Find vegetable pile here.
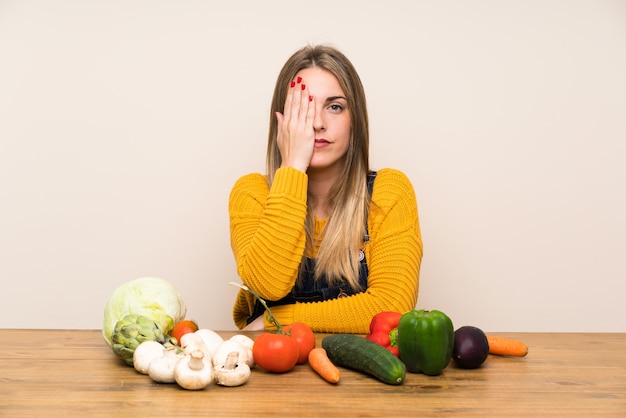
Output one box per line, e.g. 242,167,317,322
103,278,529,390
367,310,528,377
103,277,187,348
132,323,256,389
316,309,528,384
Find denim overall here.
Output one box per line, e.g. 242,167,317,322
247,171,377,325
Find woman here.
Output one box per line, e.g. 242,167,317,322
229,44,422,334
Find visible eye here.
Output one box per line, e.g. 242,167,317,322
327,103,344,113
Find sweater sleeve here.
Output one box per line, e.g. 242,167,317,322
267,168,423,334
229,167,309,328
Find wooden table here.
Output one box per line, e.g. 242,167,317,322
0,330,624,417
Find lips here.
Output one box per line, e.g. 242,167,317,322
314,139,330,148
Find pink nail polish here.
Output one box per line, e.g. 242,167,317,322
297,76,302,83
301,83,306,90
290,81,296,88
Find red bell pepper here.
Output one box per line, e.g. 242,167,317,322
365,311,402,357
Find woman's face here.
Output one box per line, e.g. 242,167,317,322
295,67,351,173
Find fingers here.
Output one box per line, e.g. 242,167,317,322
287,77,308,127
276,75,315,171
282,79,296,123
297,83,312,128
280,75,313,133
306,93,315,129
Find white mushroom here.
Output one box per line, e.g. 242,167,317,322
133,341,165,375
194,329,224,359
174,349,213,390
180,332,211,359
214,351,251,387
227,334,256,368
148,346,183,383
212,339,250,369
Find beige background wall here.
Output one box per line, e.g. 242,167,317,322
1,0,625,332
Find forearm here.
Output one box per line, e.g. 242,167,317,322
265,171,423,333
229,167,308,300
267,276,418,334
267,226,422,334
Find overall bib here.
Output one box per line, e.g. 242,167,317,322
246,171,377,325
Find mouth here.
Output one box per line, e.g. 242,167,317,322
315,138,330,144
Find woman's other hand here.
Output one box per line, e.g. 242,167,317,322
275,76,315,173
242,314,265,331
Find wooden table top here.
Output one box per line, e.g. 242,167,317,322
1,329,624,417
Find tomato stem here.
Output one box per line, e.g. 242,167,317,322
229,282,286,334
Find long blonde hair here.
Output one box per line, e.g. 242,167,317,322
266,44,371,290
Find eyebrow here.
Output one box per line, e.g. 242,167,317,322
325,96,348,103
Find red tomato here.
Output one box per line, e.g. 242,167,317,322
170,320,199,345
284,322,316,364
252,332,299,373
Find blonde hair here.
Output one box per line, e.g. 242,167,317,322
266,44,371,290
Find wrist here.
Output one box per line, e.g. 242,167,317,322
280,161,308,173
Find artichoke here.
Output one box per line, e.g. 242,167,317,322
111,314,166,366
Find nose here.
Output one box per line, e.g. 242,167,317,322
313,105,325,131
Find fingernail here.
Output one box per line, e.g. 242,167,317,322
301,83,306,90
297,76,302,83
309,95,313,102
290,81,296,88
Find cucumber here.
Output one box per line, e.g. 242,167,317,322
322,334,406,385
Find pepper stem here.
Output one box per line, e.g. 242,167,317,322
229,282,286,334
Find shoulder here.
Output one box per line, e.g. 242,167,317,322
232,172,268,189
367,168,419,234
229,173,268,201
371,168,416,200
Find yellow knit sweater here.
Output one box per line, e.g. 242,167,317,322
229,166,422,334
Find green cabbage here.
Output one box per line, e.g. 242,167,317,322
102,277,187,348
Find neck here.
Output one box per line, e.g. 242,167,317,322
307,166,342,219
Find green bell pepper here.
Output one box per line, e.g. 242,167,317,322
397,309,454,376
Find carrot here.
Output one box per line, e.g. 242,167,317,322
487,335,529,357
308,347,341,383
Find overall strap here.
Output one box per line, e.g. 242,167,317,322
364,170,377,242
367,170,377,195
